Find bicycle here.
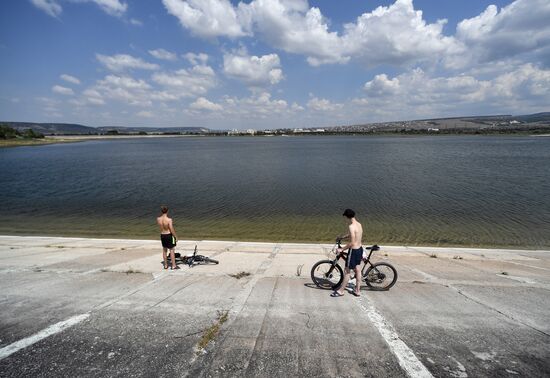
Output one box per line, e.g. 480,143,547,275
310,237,398,291
164,245,220,268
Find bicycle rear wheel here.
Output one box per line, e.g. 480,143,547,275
311,260,344,289
363,262,398,290
203,257,219,264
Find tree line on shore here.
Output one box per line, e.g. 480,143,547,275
0,124,44,140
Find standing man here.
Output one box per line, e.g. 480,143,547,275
331,209,363,297
157,205,179,270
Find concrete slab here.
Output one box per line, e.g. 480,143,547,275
1,236,549,377
264,253,328,277
364,284,550,377
0,248,112,270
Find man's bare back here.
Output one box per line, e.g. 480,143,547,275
157,206,178,270
157,214,174,235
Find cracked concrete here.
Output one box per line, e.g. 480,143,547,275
0,235,549,377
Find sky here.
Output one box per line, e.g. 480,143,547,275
0,0,549,130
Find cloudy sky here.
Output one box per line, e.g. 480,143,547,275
1,0,549,129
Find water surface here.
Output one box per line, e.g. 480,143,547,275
1,135,548,247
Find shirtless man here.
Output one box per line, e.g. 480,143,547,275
331,209,363,297
157,205,179,270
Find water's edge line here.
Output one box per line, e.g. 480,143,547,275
1,235,549,253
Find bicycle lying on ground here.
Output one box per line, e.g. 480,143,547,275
310,237,398,291
163,245,219,268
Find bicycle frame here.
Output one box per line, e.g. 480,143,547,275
332,238,379,272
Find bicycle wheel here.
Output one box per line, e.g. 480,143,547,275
363,262,398,290
311,260,344,289
203,257,219,264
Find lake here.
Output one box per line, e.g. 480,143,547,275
1,135,549,248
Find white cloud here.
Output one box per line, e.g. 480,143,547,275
82,89,105,105
357,64,550,119
152,64,217,99
223,53,283,85
453,0,550,66
189,97,223,111
84,0,128,17
137,110,154,118
340,0,460,67
32,0,127,18
149,48,177,61
162,0,249,39
183,52,209,65
130,18,143,26
60,74,81,85
91,75,153,107
96,54,159,72
363,74,400,96
307,97,343,112
52,85,74,95
221,92,288,118
163,0,459,67
30,0,62,18
244,0,347,66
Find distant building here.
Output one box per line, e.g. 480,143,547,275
428,128,440,132
246,129,256,135
314,128,325,132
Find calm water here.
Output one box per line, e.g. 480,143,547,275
1,136,549,247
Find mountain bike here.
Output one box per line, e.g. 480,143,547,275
310,237,397,291
163,245,219,268
182,245,219,267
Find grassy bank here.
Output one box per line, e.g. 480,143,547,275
0,138,85,148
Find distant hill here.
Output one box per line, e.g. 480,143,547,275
325,112,550,133
513,112,550,123
0,122,210,135
2,122,97,135
2,112,549,135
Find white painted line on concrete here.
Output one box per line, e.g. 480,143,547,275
496,274,536,284
356,298,434,378
505,260,550,272
0,313,90,361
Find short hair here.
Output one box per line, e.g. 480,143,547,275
342,208,355,218
160,205,168,214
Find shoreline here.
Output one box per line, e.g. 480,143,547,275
2,132,547,148
2,233,548,252
0,134,200,148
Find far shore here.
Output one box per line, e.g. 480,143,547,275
2,131,549,148
0,133,200,148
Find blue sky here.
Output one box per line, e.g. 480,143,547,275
1,0,549,129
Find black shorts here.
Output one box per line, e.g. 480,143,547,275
160,233,176,249
346,247,363,269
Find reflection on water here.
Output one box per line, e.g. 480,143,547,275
1,136,549,247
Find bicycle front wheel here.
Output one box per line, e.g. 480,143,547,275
363,262,398,290
311,260,343,290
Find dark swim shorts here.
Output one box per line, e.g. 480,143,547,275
346,247,364,269
160,233,177,249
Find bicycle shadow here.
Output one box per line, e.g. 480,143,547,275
304,282,389,292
